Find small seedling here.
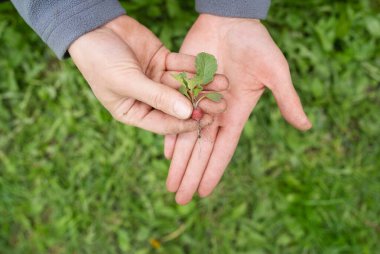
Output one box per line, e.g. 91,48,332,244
173,52,223,138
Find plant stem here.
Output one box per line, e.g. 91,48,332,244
194,95,207,109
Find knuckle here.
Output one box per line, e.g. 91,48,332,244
160,124,177,136
110,111,124,122
164,120,193,135
175,121,187,133
160,128,172,136
112,108,135,127
164,123,182,135
180,120,197,133
151,91,166,110
109,98,134,124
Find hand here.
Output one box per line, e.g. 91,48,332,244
68,15,227,135
165,14,312,205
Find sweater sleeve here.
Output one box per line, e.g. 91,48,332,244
10,0,126,59
195,0,271,19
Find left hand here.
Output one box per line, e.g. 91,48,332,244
164,14,312,205
69,15,227,135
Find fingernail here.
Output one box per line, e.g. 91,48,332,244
174,100,192,119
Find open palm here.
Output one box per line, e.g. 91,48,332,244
165,14,312,205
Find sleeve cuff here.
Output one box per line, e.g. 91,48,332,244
195,0,271,20
40,0,126,59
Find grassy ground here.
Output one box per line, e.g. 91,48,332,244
1,1,380,253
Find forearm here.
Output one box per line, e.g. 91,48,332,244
10,0,126,59
195,0,271,19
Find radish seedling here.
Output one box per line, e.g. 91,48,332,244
173,52,222,138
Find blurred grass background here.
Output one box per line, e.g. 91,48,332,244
1,0,380,253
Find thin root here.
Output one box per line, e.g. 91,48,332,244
197,121,202,139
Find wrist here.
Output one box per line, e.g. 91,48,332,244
103,15,139,36
103,15,147,48
198,13,260,24
101,15,163,60
195,14,260,35
68,18,121,58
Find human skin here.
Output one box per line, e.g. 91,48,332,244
68,15,228,135
165,14,312,205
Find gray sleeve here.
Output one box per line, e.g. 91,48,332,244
10,0,126,59
195,0,271,19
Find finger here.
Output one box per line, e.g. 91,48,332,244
198,98,227,115
175,126,218,205
197,126,243,198
166,132,198,192
161,72,229,92
123,73,193,119
255,45,312,131
164,135,177,160
196,91,264,197
118,100,214,135
166,53,196,73
137,110,213,135
269,80,312,131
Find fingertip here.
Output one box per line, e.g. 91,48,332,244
164,143,171,160
277,98,312,132
175,193,192,206
211,74,229,91
198,180,217,198
166,52,196,73
222,75,230,90
198,98,227,115
166,184,177,193
164,150,171,160
288,112,312,131
173,99,193,119
164,135,176,160
199,114,214,127
270,80,313,132
198,188,212,198
299,118,313,131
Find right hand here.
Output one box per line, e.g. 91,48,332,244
68,15,228,135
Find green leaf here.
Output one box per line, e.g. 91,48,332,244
179,84,190,99
195,52,218,85
193,86,202,98
205,92,223,102
172,72,189,88
187,78,197,90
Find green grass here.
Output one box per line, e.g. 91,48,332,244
1,0,380,253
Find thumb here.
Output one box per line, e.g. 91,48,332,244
269,80,312,131
126,73,193,119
